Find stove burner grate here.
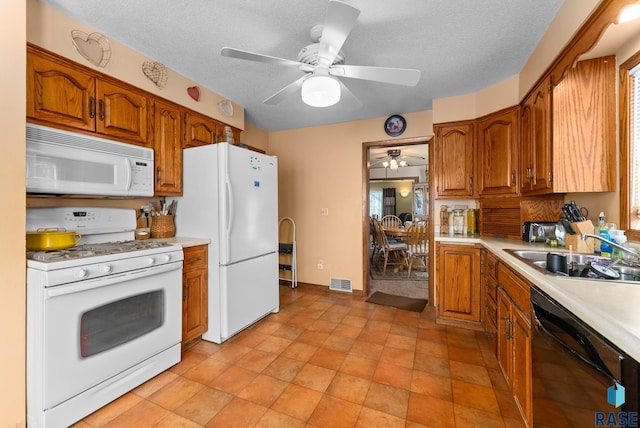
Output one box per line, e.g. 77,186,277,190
27,240,175,262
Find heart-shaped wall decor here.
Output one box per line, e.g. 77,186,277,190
217,99,234,118
187,86,201,102
142,61,168,89
71,30,111,68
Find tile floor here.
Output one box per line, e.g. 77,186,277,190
74,284,525,428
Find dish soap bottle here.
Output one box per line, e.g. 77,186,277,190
598,212,613,258
612,230,628,261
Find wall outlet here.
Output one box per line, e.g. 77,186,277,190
317,260,324,270
320,208,329,216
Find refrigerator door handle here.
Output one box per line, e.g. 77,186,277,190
225,175,235,240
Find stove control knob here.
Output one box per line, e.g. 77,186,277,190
161,254,171,263
102,264,113,274
147,257,156,265
77,268,89,279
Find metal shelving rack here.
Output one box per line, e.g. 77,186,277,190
278,217,297,288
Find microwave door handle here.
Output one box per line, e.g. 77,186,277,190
532,301,617,381
124,158,133,191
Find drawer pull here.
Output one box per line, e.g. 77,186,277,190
187,256,202,263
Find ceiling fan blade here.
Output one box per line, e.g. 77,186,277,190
221,47,311,71
317,1,360,68
263,76,306,105
330,64,421,86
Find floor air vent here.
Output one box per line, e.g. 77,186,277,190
330,277,352,293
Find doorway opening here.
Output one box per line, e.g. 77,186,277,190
362,136,432,301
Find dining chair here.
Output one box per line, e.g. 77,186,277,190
373,218,407,272
405,219,429,277
370,217,381,261
380,214,403,230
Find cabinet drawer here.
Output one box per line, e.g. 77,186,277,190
498,264,531,319
485,277,497,302
183,245,207,271
484,253,498,281
485,295,497,325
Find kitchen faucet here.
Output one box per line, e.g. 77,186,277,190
581,234,640,261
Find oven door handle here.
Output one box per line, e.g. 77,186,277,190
532,300,617,381
45,262,182,298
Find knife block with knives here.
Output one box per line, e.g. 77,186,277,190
564,220,595,253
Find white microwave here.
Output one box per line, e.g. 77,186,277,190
26,124,154,197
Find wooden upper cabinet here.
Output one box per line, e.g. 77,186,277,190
519,56,615,194
96,80,150,146
184,111,218,147
520,76,552,194
477,107,519,196
27,50,96,132
27,46,151,147
434,121,475,198
153,99,183,196
552,55,616,192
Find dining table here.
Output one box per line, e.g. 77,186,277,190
383,226,409,239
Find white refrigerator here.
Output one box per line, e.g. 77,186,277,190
173,143,279,343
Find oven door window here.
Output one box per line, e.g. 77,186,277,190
80,291,164,358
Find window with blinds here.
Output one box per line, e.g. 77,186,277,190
369,189,382,219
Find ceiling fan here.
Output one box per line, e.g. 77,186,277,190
220,0,421,107
372,149,426,170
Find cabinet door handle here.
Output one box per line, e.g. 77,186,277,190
468,176,473,191
504,317,512,340
156,167,161,183
89,96,95,119
98,99,105,121
183,284,188,301
511,170,516,187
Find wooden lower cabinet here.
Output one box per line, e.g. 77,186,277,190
497,264,532,427
436,243,482,329
481,249,498,351
182,245,208,346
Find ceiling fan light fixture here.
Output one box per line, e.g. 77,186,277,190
301,75,341,107
619,3,640,23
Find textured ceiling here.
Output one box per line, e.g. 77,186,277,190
40,0,563,132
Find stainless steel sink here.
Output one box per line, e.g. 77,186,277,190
503,248,640,283
506,249,593,265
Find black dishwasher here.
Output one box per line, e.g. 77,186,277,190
531,288,639,427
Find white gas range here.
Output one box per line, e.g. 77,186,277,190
26,207,184,428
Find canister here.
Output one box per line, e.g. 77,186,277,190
467,209,478,235
440,205,449,235
453,209,464,234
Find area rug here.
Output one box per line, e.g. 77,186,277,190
366,291,428,312
369,266,428,281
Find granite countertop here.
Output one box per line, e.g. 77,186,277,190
435,234,640,362
149,236,211,248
